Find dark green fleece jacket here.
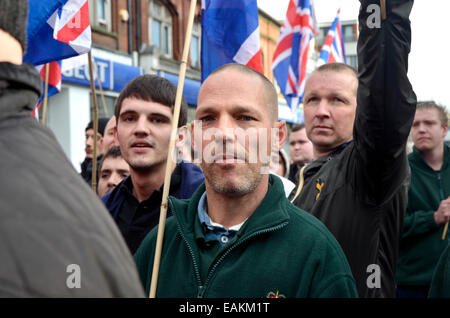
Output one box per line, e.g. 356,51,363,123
396,145,450,286
134,175,357,298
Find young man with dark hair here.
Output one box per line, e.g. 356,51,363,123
396,101,450,298
289,0,416,297
98,147,130,198
103,74,204,254
134,63,357,298
0,0,143,297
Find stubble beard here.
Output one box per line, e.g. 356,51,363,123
202,162,263,197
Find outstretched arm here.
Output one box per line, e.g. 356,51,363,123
354,0,417,204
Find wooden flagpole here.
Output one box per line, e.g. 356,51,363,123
93,62,109,117
149,0,197,298
442,222,449,240
41,63,50,125
88,50,99,192
380,0,387,20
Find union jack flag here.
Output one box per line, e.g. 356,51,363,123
316,9,346,67
201,0,262,82
24,0,91,118
272,0,315,112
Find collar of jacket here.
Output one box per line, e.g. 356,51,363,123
410,144,450,172
168,174,291,244
0,62,42,116
304,140,353,178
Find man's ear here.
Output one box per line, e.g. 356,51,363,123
273,120,287,151
443,125,449,139
176,125,188,148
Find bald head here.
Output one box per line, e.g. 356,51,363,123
306,63,358,97
203,64,279,122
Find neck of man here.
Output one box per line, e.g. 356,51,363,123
130,161,176,202
421,144,445,171
0,30,23,65
204,174,269,230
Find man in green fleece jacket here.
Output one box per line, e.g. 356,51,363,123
397,101,450,297
134,64,357,298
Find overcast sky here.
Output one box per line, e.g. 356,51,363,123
257,0,450,108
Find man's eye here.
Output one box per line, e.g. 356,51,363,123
123,116,135,122
239,115,255,121
151,117,167,124
200,115,214,122
305,97,317,104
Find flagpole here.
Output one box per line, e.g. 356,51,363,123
380,0,387,20
93,62,109,117
88,50,99,192
149,0,197,298
41,63,50,125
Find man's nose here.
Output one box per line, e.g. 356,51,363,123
108,173,121,188
315,100,331,118
134,116,150,136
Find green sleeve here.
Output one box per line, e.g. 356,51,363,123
133,229,157,296
402,209,438,238
429,245,450,298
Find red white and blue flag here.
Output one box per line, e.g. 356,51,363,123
201,0,262,82
32,62,62,119
316,9,346,67
24,0,91,118
272,0,315,112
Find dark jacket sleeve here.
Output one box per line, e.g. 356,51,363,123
353,0,417,204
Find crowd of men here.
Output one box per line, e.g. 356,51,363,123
2,0,450,298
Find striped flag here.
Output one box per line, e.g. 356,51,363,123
32,61,62,119
201,0,262,82
272,0,315,112
316,9,346,67
24,0,91,118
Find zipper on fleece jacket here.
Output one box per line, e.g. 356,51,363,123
199,221,288,297
168,197,288,298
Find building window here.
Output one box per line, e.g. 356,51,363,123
346,55,358,69
90,93,117,119
89,0,112,32
149,0,173,58
342,24,356,42
190,21,201,68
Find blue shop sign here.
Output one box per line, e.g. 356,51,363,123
61,57,143,92
157,71,200,106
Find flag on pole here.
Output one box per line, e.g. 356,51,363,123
24,0,91,117
32,61,62,119
272,0,315,112
24,0,91,65
201,0,263,82
316,9,346,67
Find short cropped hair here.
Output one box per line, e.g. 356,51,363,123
114,74,188,127
99,147,123,172
291,124,306,133
207,63,279,121
417,101,449,127
310,63,358,95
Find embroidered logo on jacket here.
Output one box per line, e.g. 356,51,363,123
267,290,286,298
315,178,324,200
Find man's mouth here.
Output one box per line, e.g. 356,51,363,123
130,140,154,151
